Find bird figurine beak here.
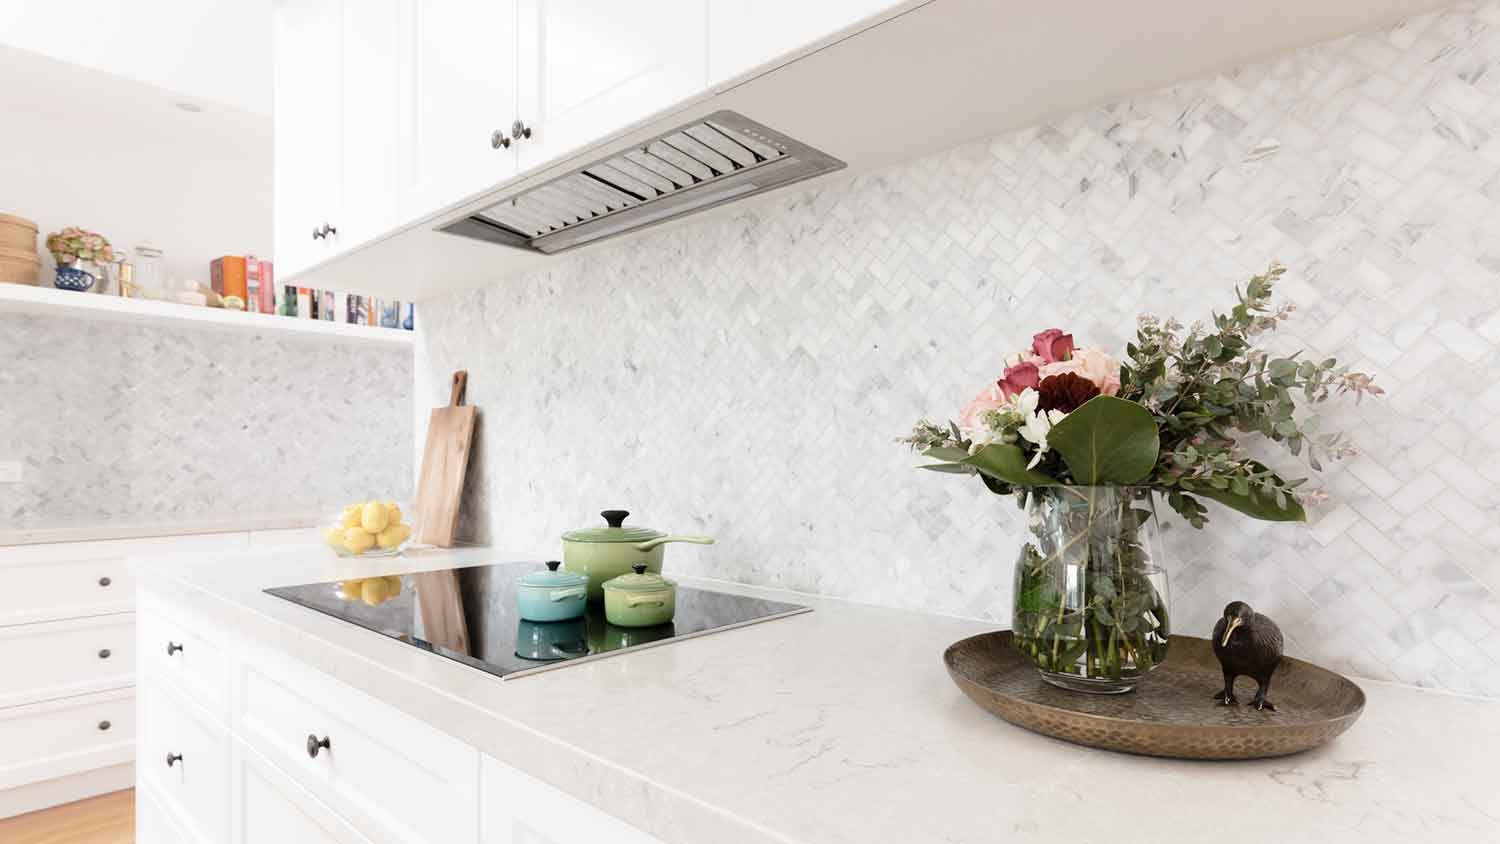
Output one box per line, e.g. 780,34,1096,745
1220,616,1243,647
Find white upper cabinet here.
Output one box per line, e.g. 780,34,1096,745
339,0,402,250
398,0,519,221
514,0,707,172
273,0,343,278
706,0,903,87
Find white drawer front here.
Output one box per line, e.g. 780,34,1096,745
0,615,135,708
138,603,231,721
140,678,231,844
238,656,479,844
0,556,132,627
137,780,192,844
235,738,374,844
0,688,135,790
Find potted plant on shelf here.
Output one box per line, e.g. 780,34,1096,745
902,265,1382,693
45,226,115,292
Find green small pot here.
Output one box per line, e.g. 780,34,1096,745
562,510,712,602
602,564,676,628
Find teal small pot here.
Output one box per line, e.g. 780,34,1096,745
514,617,588,661
515,561,588,622
602,564,676,628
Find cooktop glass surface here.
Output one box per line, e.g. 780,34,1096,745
265,561,810,680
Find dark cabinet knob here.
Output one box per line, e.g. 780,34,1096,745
166,641,183,656
511,119,532,140
98,576,112,587
312,227,325,240
98,648,111,659
491,130,511,149
306,734,331,758
312,223,338,240
166,752,182,767
98,720,112,731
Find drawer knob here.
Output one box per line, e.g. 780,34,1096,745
166,641,183,656
306,734,331,759
166,752,182,767
491,129,511,149
98,720,111,731
98,648,111,659
511,119,532,140
98,576,112,587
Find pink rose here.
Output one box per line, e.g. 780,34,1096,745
1040,348,1121,396
997,360,1041,400
1032,329,1075,364
958,384,1007,435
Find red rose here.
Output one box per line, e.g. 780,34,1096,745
1031,329,1075,364
998,361,1041,400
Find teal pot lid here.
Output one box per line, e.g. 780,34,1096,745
561,510,665,544
519,560,589,589
603,563,675,592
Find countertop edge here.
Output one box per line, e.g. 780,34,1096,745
0,514,325,546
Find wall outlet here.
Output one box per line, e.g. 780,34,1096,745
0,461,22,484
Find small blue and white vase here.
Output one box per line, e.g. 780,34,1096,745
54,263,96,292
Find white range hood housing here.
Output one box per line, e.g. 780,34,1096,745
304,0,1451,300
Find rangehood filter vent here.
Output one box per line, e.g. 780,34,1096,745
440,111,845,255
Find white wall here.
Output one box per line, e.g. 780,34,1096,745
0,45,271,285
0,0,272,115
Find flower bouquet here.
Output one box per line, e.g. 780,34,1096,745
45,227,115,292
903,265,1381,691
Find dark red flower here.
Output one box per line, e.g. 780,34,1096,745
1036,372,1100,414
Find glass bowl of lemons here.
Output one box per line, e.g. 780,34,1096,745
325,500,413,557
335,575,404,607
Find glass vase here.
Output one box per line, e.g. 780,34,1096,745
1011,486,1171,694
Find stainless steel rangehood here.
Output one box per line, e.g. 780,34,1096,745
439,111,844,255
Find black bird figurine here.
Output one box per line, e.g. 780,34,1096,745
1211,601,1284,712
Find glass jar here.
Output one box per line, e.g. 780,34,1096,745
131,243,165,298
1011,486,1170,694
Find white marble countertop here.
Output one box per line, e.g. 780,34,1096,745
131,546,1500,844
1,513,324,546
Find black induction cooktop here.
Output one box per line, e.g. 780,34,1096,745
265,561,810,680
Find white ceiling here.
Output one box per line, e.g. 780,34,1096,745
0,0,273,115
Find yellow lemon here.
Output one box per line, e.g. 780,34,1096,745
384,575,403,596
338,578,364,600
360,577,390,607
376,522,411,550
360,500,389,534
384,501,402,526
342,526,375,554
324,526,345,548
341,504,362,528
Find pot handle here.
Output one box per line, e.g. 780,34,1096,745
550,642,589,658
548,586,586,603
624,593,667,608
634,535,714,552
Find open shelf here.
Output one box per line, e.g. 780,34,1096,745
0,283,414,348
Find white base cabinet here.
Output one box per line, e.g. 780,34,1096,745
136,586,666,844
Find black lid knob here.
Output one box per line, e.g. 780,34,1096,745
632,563,648,575
545,560,561,571
601,510,629,527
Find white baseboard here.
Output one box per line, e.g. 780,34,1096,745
0,762,134,819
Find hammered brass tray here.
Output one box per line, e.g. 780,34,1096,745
944,631,1365,760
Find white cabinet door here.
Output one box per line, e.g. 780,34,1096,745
515,0,707,172
273,0,344,278
399,0,518,220
707,0,904,86
339,0,402,251
233,740,373,844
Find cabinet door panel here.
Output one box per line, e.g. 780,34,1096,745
340,0,401,249
400,0,518,220
516,0,707,171
234,740,373,844
273,0,344,278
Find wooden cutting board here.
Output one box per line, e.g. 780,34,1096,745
414,371,476,547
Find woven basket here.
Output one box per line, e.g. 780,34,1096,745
0,213,38,252
0,245,41,285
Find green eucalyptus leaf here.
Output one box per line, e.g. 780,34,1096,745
1044,396,1160,485
1184,476,1307,522
960,444,1060,487
921,446,973,462
917,463,976,474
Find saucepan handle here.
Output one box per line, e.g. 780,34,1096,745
634,535,715,552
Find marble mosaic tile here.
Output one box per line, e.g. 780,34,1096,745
0,315,413,531
418,1,1500,696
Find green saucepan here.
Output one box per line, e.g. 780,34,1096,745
603,564,677,628
561,510,712,602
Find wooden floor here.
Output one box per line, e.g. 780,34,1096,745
0,789,134,844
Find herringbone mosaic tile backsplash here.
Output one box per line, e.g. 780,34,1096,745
420,0,1500,696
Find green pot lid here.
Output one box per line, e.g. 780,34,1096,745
519,560,589,589
604,563,675,592
561,510,665,544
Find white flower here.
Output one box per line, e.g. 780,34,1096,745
1012,388,1067,468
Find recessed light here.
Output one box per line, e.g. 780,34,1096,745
174,101,204,113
